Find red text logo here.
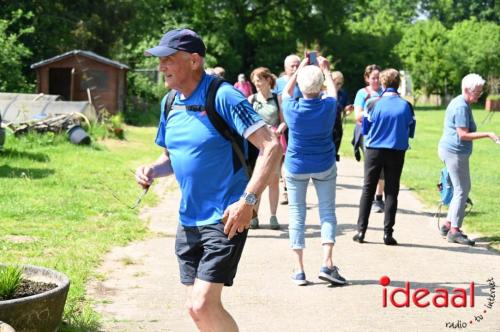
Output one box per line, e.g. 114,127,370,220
380,276,475,308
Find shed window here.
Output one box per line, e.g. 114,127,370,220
81,70,108,91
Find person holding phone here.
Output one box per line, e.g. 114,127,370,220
438,73,499,246
282,54,347,286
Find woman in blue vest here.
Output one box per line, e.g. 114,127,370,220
354,69,416,245
282,55,346,286
438,73,499,246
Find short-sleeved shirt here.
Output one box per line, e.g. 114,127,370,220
439,95,477,154
363,95,416,150
275,76,303,100
283,96,337,174
354,87,383,111
155,73,264,227
250,93,279,127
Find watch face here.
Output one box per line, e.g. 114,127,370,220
244,193,258,205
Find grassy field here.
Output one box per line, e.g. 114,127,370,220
339,106,500,245
0,126,161,331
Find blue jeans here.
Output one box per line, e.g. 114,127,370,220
438,149,471,228
285,164,337,249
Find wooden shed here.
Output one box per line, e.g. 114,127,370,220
31,50,129,114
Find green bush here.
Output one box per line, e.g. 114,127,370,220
487,94,500,101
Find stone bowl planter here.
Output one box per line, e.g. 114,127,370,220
0,265,70,332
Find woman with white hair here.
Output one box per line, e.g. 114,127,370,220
282,56,346,286
438,73,499,246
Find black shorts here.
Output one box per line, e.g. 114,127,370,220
175,223,248,287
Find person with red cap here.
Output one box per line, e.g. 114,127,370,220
135,28,281,331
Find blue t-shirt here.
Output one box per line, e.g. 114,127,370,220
283,97,337,174
275,76,303,100
354,87,383,111
363,95,416,150
439,95,477,155
155,73,262,227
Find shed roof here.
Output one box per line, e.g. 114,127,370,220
30,50,129,70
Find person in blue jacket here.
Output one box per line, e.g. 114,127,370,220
353,68,416,245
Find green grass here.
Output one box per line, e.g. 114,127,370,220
0,265,23,299
339,107,500,245
0,126,162,331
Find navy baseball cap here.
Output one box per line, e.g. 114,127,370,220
145,28,206,57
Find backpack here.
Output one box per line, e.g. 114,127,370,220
249,92,281,127
437,167,453,205
163,76,259,179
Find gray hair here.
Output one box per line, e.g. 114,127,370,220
284,54,300,67
297,65,324,95
462,73,485,91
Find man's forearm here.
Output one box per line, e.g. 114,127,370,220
323,69,337,99
244,138,282,197
151,150,174,178
283,73,297,99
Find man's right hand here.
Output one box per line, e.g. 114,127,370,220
135,165,154,189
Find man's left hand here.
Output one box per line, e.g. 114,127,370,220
222,200,254,239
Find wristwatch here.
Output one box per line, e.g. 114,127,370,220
241,192,258,206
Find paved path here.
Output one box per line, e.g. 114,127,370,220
88,158,500,332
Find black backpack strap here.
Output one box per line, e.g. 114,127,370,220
163,89,177,122
272,92,280,112
205,77,251,178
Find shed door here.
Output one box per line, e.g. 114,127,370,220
49,68,72,100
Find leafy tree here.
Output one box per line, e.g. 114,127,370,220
395,20,452,96
420,0,499,27
328,0,418,94
0,9,34,92
446,19,500,93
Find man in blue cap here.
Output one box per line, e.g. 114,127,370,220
135,28,281,331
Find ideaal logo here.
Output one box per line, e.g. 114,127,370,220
379,276,474,308
379,276,496,329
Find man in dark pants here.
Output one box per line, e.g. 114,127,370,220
353,68,416,245
135,28,281,331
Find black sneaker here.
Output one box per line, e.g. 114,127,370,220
447,231,475,246
439,223,450,237
371,200,384,213
383,234,398,245
352,231,365,243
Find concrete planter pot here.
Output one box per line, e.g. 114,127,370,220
485,97,500,112
0,265,70,332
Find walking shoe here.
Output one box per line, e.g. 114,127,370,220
249,217,259,229
383,233,398,245
318,266,347,285
291,271,308,286
269,216,280,230
280,192,288,205
352,231,365,243
371,200,384,213
447,230,475,246
439,223,451,237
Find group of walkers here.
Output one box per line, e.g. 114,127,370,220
135,28,499,332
